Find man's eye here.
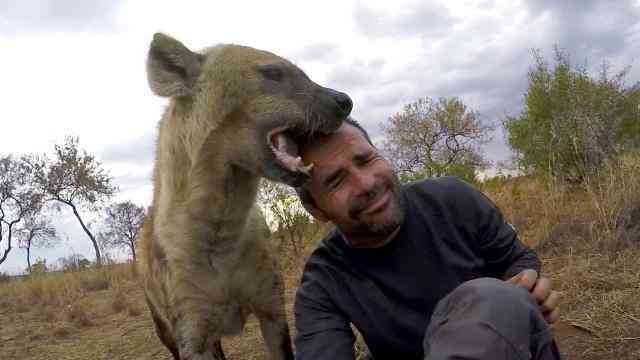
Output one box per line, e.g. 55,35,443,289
329,176,344,190
360,155,377,165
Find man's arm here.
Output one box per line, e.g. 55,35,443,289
478,201,540,279
453,179,562,323
450,178,541,278
294,266,355,360
445,179,563,322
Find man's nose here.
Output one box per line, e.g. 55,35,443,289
352,170,376,195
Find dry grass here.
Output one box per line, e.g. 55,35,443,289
14,299,30,313
482,152,640,253
481,152,640,358
66,300,94,327
37,306,57,322
0,263,137,311
79,271,110,292
127,301,143,317
52,324,75,338
111,288,128,314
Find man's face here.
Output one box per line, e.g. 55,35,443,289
301,123,404,243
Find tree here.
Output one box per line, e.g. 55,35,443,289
98,201,146,262
258,180,318,256
16,215,57,273
381,96,491,183
30,258,48,274
0,155,44,265
504,48,640,182
57,253,90,271
27,136,117,265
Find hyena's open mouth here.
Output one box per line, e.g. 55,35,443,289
267,125,314,177
266,111,348,185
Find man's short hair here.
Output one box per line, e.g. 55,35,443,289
295,117,373,209
343,117,374,146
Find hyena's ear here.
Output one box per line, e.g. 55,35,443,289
147,33,204,97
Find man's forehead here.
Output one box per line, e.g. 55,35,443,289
302,123,366,157
300,124,371,183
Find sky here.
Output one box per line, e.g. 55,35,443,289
1,0,639,273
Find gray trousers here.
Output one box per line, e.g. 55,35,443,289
422,278,560,360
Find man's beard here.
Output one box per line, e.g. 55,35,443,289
345,174,405,237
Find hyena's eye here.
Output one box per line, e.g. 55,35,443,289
258,64,284,82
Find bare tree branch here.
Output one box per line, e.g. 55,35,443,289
25,136,117,265
98,201,145,262
0,155,44,266
16,214,57,273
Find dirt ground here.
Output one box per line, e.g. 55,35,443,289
2,254,639,360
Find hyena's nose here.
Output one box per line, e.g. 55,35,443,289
329,89,353,117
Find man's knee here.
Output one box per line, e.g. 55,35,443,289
451,277,532,307
425,278,555,359
430,277,538,326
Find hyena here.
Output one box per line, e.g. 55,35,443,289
137,33,352,360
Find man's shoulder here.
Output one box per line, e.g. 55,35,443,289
296,229,357,296
402,176,477,203
304,228,347,269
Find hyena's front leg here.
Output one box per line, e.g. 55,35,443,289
253,271,294,360
168,271,228,360
257,314,293,360
144,292,181,360
163,205,233,360
211,340,226,360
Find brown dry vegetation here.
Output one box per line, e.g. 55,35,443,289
482,153,640,359
1,154,639,359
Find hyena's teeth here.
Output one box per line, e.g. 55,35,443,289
300,162,314,176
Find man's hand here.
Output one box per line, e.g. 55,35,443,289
506,269,560,324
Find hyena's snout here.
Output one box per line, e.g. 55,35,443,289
314,86,353,134
326,87,353,118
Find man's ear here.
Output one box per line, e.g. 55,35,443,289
147,32,204,97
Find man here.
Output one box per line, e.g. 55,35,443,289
293,118,561,360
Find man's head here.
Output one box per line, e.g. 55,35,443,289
296,119,405,247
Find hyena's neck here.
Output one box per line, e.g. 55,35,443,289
187,162,260,226
156,105,260,233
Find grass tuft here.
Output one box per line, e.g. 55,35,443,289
66,300,94,327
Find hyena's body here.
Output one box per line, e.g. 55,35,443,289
138,33,352,360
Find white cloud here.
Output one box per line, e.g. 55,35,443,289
0,0,125,34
